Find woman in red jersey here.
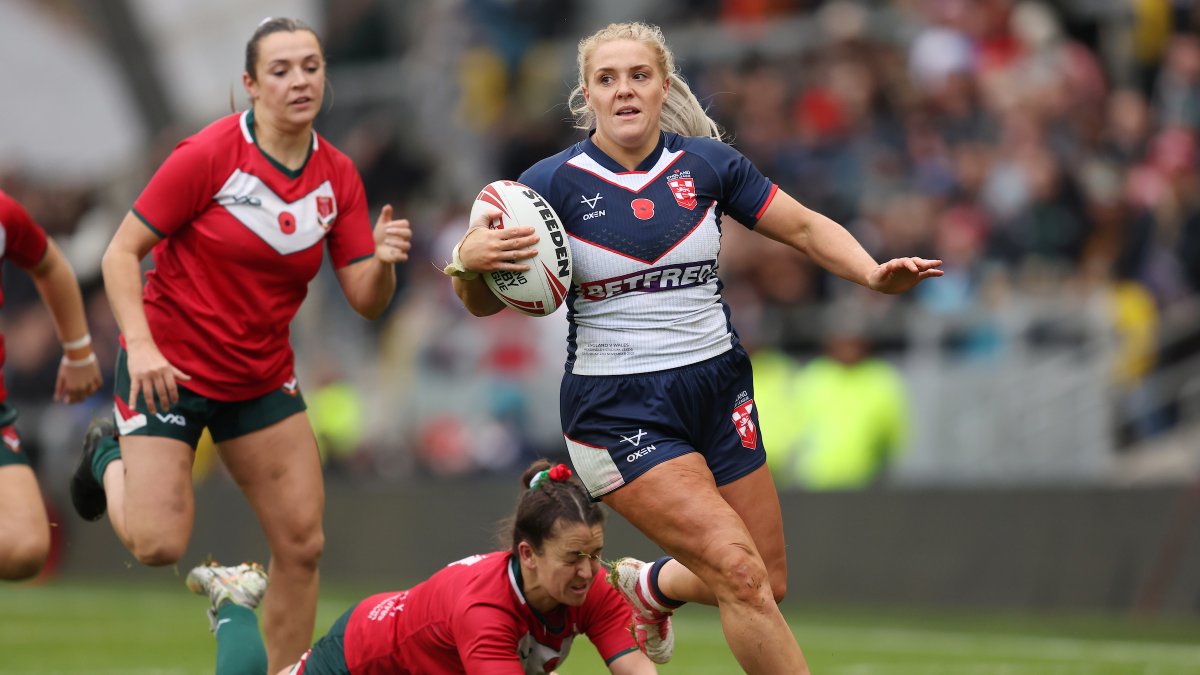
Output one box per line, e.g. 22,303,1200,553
68,18,412,671
184,461,656,675
0,189,102,580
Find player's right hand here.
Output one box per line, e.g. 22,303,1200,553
458,209,539,272
125,340,191,414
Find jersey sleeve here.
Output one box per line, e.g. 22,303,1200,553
326,161,375,268
0,192,49,268
132,138,217,238
694,138,777,228
453,602,526,675
581,576,641,665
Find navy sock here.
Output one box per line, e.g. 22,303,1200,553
648,556,685,609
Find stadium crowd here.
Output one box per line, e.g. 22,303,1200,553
3,0,1199,485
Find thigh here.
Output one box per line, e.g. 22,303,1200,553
603,453,760,578
119,435,197,537
0,464,49,542
718,464,787,580
216,412,324,545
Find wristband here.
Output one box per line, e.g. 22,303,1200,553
442,240,480,281
62,353,98,368
63,334,92,350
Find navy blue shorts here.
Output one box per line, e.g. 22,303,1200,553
561,346,766,499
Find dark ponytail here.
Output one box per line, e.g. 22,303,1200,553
502,460,605,555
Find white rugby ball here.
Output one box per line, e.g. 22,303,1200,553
470,180,573,317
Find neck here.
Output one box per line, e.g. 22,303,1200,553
252,109,313,170
593,132,658,172
521,574,560,614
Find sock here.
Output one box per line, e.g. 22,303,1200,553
213,603,268,675
90,435,121,485
647,556,685,610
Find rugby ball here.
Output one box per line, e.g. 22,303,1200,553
470,180,573,317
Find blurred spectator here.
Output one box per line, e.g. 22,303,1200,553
765,308,910,490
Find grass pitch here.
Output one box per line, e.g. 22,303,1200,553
2,579,1199,674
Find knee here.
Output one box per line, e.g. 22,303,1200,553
129,535,186,567
271,525,324,571
705,544,773,607
0,537,49,581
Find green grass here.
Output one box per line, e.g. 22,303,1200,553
3,580,1200,674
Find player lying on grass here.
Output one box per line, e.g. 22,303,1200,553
185,460,656,674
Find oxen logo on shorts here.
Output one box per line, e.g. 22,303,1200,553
2,426,20,452
731,399,757,449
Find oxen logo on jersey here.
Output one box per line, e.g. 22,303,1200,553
2,426,20,453
114,395,147,435
315,196,336,228
214,170,337,255
666,170,698,210
631,198,655,220
731,397,757,449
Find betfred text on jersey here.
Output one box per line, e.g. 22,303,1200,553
522,189,570,278
580,259,717,300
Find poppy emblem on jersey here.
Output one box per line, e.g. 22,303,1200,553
316,196,336,228
731,399,757,449
1,426,19,452
278,211,296,235
631,198,655,220
667,173,698,210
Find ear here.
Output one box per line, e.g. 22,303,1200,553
517,541,537,569
242,72,257,100
582,86,591,107
663,77,670,95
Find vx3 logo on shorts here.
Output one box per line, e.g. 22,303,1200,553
155,412,187,427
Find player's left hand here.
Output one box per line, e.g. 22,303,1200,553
373,204,412,264
867,257,944,294
55,356,102,404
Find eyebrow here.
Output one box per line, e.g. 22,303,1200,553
266,54,321,67
593,64,653,73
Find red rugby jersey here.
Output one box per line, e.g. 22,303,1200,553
0,190,50,403
132,110,374,400
342,552,638,674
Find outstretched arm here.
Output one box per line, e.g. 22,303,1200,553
27,238,102,403
335,204,411,320
754,190,942,294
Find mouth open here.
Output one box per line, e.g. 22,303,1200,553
616,106,640,117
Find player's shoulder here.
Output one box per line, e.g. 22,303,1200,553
0,189,35,228
519,140,588,198
169,112,246,163
311,130,356,171
665,131,741,164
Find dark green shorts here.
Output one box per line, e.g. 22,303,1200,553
0,402,28,467
112,347,307,447
292,606,352,674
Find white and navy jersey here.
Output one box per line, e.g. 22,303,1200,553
519,132,777,375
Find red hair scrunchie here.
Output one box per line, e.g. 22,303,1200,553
547,464,573,482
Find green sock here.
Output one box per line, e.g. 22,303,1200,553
90,435,121,485
213,603,268,675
